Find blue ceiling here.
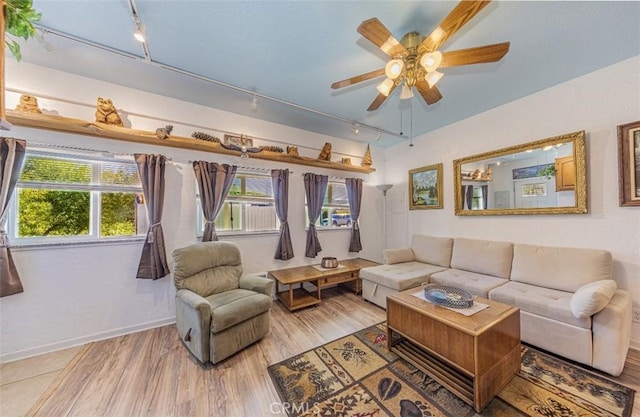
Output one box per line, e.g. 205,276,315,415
13,1,640,147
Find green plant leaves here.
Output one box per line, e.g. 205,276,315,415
4,0,42,61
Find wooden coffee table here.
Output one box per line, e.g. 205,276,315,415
387,288,520,412
268,258,379,311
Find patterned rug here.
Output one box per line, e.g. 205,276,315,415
268,322,635,417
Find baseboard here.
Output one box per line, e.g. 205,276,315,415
0,316,176,364
630,339,640,351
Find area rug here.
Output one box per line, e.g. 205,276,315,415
268,322,635,417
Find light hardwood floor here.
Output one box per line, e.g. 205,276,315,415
1,288,638,417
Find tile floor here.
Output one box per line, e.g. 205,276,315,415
0,346,83,417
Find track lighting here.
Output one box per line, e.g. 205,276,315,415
375,132,382,141
134,28,146,43
250,95,258,112
352,124,360,135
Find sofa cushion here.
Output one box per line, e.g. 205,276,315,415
510,244,612,292
207,289,271,333
489,281,591,329
360,262,445,291
429,269,509,298
411,235,454,267
450,238,513,279
383,248,415,265
570,280,617,319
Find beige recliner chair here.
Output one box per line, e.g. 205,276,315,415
172,241,273,364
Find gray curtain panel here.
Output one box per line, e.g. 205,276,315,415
466,185,474,210
271,169,294,260
193,162,237,242
134,154,170,280
481,185,488,210
461,185,467,209
0,138,26,297
345,178,363,252
304,173,328,258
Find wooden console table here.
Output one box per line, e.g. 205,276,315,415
387,289,520,412
268,258,379,311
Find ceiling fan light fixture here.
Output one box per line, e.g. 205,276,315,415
425,70,443,88
384,59,404,79
399,84,414,100
420,51,442,72
376,78,394,96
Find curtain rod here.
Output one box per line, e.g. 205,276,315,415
187,161,292,174
29,142,173,161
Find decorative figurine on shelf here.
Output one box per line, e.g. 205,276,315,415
471,169,482,179
191,131,220,143
286,146,299,156
318,142,332,161
341,157,352,165
259,145,284,153
15,94,42,114
361,144,373,168
155,125,173,140
95,97,124,127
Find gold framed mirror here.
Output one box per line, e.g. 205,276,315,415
454,131,587,215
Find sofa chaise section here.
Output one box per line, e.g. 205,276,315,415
361,235,453,308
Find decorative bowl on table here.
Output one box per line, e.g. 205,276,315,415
423,284,474,309
320,257,338,268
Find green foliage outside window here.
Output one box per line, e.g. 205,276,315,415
16,154,141,239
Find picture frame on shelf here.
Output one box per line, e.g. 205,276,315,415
409,163,443,210
617,121,640,207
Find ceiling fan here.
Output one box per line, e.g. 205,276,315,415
331,0,510,111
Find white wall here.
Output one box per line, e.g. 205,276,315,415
382,56,640,348
0,62,387,362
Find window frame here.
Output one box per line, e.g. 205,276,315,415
306,180,352,230
195,171,279,237
8,148,145,246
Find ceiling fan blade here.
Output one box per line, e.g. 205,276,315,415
367,83,399,111
415,80,443,105
440,42,510,67
331,68,386,89
419,1,492,52
357,18,407,57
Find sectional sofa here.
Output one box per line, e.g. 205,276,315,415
360,235,632,376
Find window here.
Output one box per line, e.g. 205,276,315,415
196,173,277,235
10,147,145,244
308,181,351,228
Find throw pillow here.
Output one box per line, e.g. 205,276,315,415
570,280,617,319
384,248,415,265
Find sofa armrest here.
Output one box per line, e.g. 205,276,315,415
239,274,274,297
175,289,212,363
592,290,632,376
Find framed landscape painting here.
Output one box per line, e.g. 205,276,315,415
409,163,443,210
617,121,640,207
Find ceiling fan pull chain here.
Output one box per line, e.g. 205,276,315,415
409,101,414,147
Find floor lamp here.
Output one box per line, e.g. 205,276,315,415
376,184,393,248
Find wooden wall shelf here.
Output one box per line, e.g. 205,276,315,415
5,110,375,174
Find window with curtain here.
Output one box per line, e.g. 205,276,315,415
306,181,351,229
196,172,278,235
9,147,145,244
